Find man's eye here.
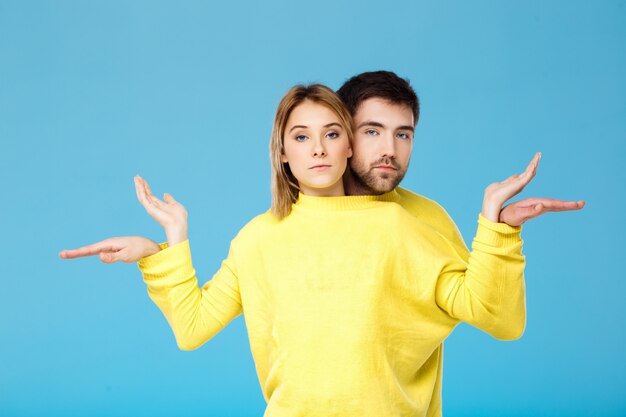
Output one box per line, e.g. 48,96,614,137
326,132,339,139
365,129,378,136
295,135,308,142
397,132,411,140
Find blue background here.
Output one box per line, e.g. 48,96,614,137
1,1,624,416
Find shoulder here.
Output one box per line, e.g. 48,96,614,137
396,187,451,217
395,187,468,251
234,209,279,241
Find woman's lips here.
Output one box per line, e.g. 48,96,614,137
309,165,331,170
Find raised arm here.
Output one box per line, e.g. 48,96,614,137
133,175,242,349
435,153,537,340
436,152,583,340
60,176,243,349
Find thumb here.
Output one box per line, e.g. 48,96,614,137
99,251,117,264
164,193,176,204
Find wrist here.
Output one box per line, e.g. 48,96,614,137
165,226,188,246
143,240,162,258
482,198,503,223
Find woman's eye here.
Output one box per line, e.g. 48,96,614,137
295,135,308,142
365,129,378,136
326,132,339,139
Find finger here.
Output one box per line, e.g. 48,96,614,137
502,174,519,183
59,240,119,259
133,175,143,202
142,177,154,198
140,178,167,206
99,251,121,264
135,176,154,208
526,200,586,220
60,246,115,259
164,193,177,205
523,203,544,222
135,177,166,212
537,201,585,212
523,198,585,211
519,152,541,182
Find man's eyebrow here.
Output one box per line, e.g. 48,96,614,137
356,121,385,129
356,121,415,132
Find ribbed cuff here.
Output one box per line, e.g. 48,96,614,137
475,213,522,247
137,239,192,279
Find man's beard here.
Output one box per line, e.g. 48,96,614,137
349,156,407,195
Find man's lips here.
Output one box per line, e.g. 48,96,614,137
373,165,398,171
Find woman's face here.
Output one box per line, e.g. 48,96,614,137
281,100,352,196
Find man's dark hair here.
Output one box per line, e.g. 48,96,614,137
337,70,419,125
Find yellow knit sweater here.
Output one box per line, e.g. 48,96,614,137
137,189,526,417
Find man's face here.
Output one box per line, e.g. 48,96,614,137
349,98,414,194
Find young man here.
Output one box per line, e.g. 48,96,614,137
337,70,585,415
338,70,584,231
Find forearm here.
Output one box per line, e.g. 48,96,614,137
138,240,242,350
436,214,526,340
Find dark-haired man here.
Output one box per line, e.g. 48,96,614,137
337,70,584,415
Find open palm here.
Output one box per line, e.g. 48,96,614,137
482,152,585,225
134,175,187,230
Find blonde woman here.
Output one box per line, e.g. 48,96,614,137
60,84,526,416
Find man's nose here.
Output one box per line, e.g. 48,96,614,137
379,134,396,158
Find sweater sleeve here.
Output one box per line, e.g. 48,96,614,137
137,239,243,350
435,213,526,340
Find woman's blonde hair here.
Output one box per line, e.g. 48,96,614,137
270,84,354,219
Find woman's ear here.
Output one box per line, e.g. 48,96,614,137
280,153,288,163
347,146,353,158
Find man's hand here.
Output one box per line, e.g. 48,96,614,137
481,152,585,225
135,175,188,246
481,152,542,222
499,198,585,227
59,236,162,263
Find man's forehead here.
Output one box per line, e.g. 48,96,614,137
353,97,414,126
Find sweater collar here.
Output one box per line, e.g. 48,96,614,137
293,188,401,211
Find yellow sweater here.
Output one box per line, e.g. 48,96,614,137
137,190,525,417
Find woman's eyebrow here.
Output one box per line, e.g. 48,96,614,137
288,125,308,133
289,122,343,133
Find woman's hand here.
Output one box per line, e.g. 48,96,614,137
134,175,188,246
481,152,541,223
59,236,162,263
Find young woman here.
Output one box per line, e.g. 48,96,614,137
59,84,527,416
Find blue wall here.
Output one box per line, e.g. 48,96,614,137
1,1,624,416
